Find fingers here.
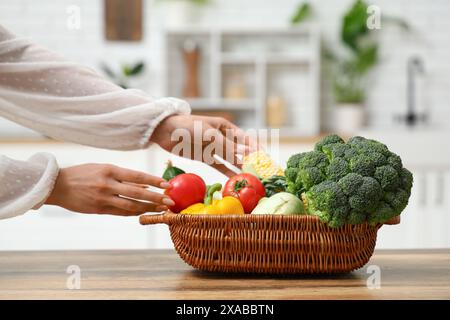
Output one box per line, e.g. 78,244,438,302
211,117,259,153
108,196,168,215
111,167,170,188
123,182,149,188
111,182,175,206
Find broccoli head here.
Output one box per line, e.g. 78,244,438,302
285,134,413,227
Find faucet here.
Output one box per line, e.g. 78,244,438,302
396,56,427,127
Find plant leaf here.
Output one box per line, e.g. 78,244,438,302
129,61,145,76
291,2,311,25
355,44,378,73
342,0,369,51
122,65,132,77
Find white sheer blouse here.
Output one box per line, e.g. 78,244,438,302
0,25,190,219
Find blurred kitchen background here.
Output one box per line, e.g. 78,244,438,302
0,0,449,250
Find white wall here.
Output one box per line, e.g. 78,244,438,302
0,0,449,131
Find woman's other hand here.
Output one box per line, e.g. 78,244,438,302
45,164,174,216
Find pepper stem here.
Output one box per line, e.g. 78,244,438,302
204,183,222,205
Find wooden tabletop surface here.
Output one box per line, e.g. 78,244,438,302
0,249,449,299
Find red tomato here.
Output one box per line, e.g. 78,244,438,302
164,173,206,213
223,173,265,213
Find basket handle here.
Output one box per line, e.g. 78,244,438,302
139,212,171,225
376,215,401,229
383,215,400,225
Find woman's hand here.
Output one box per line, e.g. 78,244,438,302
151,115,257,177
45,164,175,216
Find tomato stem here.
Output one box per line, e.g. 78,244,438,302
233,179,248,193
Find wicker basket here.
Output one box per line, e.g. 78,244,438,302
140,213,395,274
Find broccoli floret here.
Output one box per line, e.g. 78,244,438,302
286,181,298,196
285,134,413,227
349,137,390,157
347,177,382,212
347,210,367,225
284,167,298,182
400,167,413,191
371,152,387,167
298,151,329,172
384,189,410,213
286,152,307,169
298,167,325,189
374,165,399,191
304,181,349,227
387,153,403,171
327,157,350,181
349,154,376,176
367,201,395,225
315,134,344,152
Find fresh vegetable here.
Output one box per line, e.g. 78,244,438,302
164,173,206,213
181,183,245,215
251,192,305,215
242,151,284,179
162,160,185,181
223,173,266,213
285,134,413,227
262,175,287,197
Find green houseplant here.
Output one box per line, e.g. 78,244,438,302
292,0,409,134
331,0,410,133
332,0,377,134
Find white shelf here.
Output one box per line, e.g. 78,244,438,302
163,27,321,137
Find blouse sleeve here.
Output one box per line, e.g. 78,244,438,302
0,24,191,150
0,153,59,219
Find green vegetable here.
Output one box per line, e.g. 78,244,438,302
262,175,287,197
286,134,413,227
251,192,305,215
162,160,185,181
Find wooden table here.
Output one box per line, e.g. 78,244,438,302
0,249,449,299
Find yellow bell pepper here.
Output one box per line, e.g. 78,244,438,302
181,183,245,215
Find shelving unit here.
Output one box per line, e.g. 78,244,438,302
163,26,321,136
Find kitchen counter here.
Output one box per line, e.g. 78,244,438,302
0,249,449,299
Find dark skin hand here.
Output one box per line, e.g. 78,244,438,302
151,114,256,177
45,164,174,216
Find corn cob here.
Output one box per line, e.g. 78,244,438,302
242,151,284,179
